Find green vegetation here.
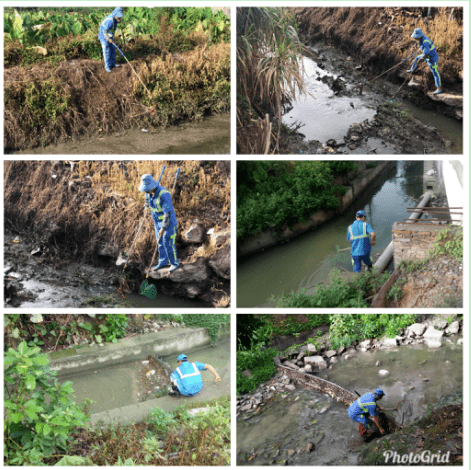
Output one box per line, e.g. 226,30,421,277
237,161,356,241
271,269,389,308
430,227,463,261
259,314,330,337
4,341,91,465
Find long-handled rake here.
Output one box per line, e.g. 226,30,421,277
140,167,180,300
113,41,153,99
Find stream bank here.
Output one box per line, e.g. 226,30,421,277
4,161,231,307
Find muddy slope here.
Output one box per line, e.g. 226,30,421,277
4,161,231,307
4,43,230,151
292,7,463,119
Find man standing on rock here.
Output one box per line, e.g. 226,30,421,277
168,354,221,397
348,389,386,437
139,174,180,272
407,28,443,95
347,210,376,273
98,7,124,73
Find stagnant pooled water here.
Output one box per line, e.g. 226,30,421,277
237,339,463,466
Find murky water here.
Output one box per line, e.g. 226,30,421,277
283,55,379,143
237,340,462,466
237,161,440,307
10,114,230,155
59,338,230,414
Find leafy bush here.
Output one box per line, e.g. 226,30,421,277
97,314,128,343
237,161,358,241
4,341,90,465
237,347,278,395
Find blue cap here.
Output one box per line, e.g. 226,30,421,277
356,210,366,217
138,174,158,192
177,354,188,362
112,7,124,19
375,388,385,397
411,28,424,39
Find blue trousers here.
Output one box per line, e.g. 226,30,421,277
348,410,371,428
411,55,441,87
352,253,372,273
99,39,116,70
155,221,179,267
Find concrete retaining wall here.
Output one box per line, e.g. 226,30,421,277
49,327,211,376
392,223,446,265
238,161,391,258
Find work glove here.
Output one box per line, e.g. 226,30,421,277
417,53,425,60
144,195,150,209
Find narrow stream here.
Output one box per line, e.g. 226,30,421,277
58,338,231,414
237,339,462,466
237,161,443,307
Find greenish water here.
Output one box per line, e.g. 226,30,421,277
60,338,230,414
237,161,429,307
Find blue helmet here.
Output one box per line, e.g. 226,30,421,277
112,7,124,19
177,354,188,362
356,210,366,217
375,388,385,397
138,174,158,192
411,28,424,39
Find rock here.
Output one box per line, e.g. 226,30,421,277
375,361,382,367
304,356,328,370
379,370,389,376
380,127,391,136
273,356,282,366
434,319,448,330
343,354,353,361
407,323,427,337
150,258,210,283
423,326,444,340
182,224,205,244
283,360,300,370
210,230,231,248
208,243,230,279
348,143,357,150
359,339,373,349
183,284,203,298
425,339,442,349
381,338,397,348
296,352,306,360
240,403,252,411
329,357,338,364
428,92,463,108
445,321,460,335
97,243,117,257
351,122,362,133
285,384,296,391
457,338,464,345
325,350,337,358
306,343,318,353
303,364,313,373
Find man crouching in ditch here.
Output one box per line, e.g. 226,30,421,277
168,354,221,397
348,388,386,441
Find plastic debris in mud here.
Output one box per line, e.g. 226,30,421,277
140,279,157,299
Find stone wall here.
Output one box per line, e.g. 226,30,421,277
392,222,446,265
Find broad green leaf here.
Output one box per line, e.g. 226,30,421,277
18,341,28,355
11,412,23,423
25,374,36,390
32,356,49,366
43,423,52,436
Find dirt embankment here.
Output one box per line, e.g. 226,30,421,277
4,41,230,151
293,7,463,115
4,161,231,307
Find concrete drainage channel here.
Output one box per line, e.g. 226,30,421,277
49,327,231,427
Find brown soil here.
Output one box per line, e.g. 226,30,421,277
3,161,231,306
292,7,463,94
387,256,463,308
4,43,230,151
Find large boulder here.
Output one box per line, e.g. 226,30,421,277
425,339,442,349
210,230,230,248
445,321,460,335
182,224,205,244
325,350,337,358
307,343,318,353
304,356,328,370
208,243,230,279
283,360,300,370
381,338,398,348
423,326,444,340
149,258,211,283
359,339,373,349
407,323,427,337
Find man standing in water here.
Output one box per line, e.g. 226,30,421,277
169,354,221,397
98,7,124,73
348,389,386,437
139,174,180,272
347,210,376,273
406,28,443,95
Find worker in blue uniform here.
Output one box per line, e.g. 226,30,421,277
348,389,386,436
98,7,124,73
138,174,180,272
169,354,221,397
347,210,376,273
407,28,443,95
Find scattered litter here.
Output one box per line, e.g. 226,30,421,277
31,247,42,256
13,236,20,243
142,360,149,365
207,228,215,235
142,129,149,133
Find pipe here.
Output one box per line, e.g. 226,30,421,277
374,191,432,273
